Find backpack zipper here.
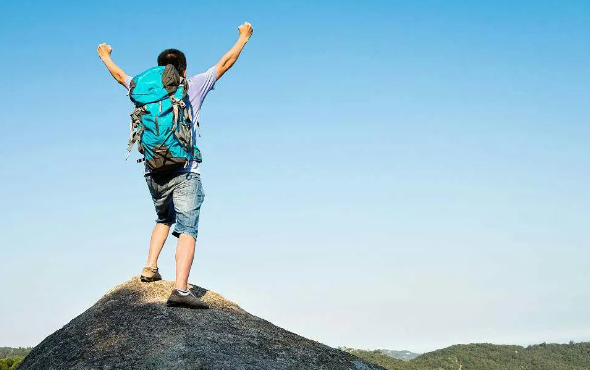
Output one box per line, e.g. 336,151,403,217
155,101,162,136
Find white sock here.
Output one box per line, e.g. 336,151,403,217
176,289,190,296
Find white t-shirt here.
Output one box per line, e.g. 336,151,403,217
125,66,217,174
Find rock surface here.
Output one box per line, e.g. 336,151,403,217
19,277,385,370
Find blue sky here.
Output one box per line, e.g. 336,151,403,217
1,0,589,353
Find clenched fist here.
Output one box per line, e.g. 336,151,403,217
238,22,254,40
97,43,112,60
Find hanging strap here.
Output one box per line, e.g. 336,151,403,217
169,96,186,126
175,77,197,135
126,106,148,159
179,77,189,100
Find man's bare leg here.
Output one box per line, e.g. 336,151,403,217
146,223,170,268
175,234,195,291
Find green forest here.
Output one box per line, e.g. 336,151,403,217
347,342,590,370
0,349,29,360
0,348,30,370
0,358,22,370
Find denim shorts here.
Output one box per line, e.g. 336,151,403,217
145,172,205,239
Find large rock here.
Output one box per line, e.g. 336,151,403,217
19,277,384,370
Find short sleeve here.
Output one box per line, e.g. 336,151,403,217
186,66,217,108
124,75,132,91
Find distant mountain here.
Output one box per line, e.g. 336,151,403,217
347,342,590,370
379,349,420,361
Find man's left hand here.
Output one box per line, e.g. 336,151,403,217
97,43,113,60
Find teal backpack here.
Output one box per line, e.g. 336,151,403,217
126,64,202,173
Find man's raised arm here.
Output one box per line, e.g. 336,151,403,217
97,43,130,87
214,22,254,80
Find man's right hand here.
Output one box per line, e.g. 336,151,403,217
238,22,254,40
214,22,253,80
97,43,112,60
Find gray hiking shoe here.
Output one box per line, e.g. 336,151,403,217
140,267,162,282
167,289,210,309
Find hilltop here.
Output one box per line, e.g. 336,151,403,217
17,277,385,370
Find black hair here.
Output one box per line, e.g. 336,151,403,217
157,49,187,73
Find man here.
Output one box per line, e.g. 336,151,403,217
97,22,254,309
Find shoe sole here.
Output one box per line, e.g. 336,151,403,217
140,276,162,283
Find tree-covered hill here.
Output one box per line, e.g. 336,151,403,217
345,350,418,370
379,349,421,361
0,349,30,360
348,342,590,370
0,347,30,370
0,357,22,370
341,348,421,362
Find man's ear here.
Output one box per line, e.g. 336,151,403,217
183,70,187,78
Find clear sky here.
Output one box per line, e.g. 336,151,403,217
1,0,589,353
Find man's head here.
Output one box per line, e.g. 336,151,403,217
157,49,187,76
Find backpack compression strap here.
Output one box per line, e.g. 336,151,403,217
126,105,149,159
175,77,202,137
